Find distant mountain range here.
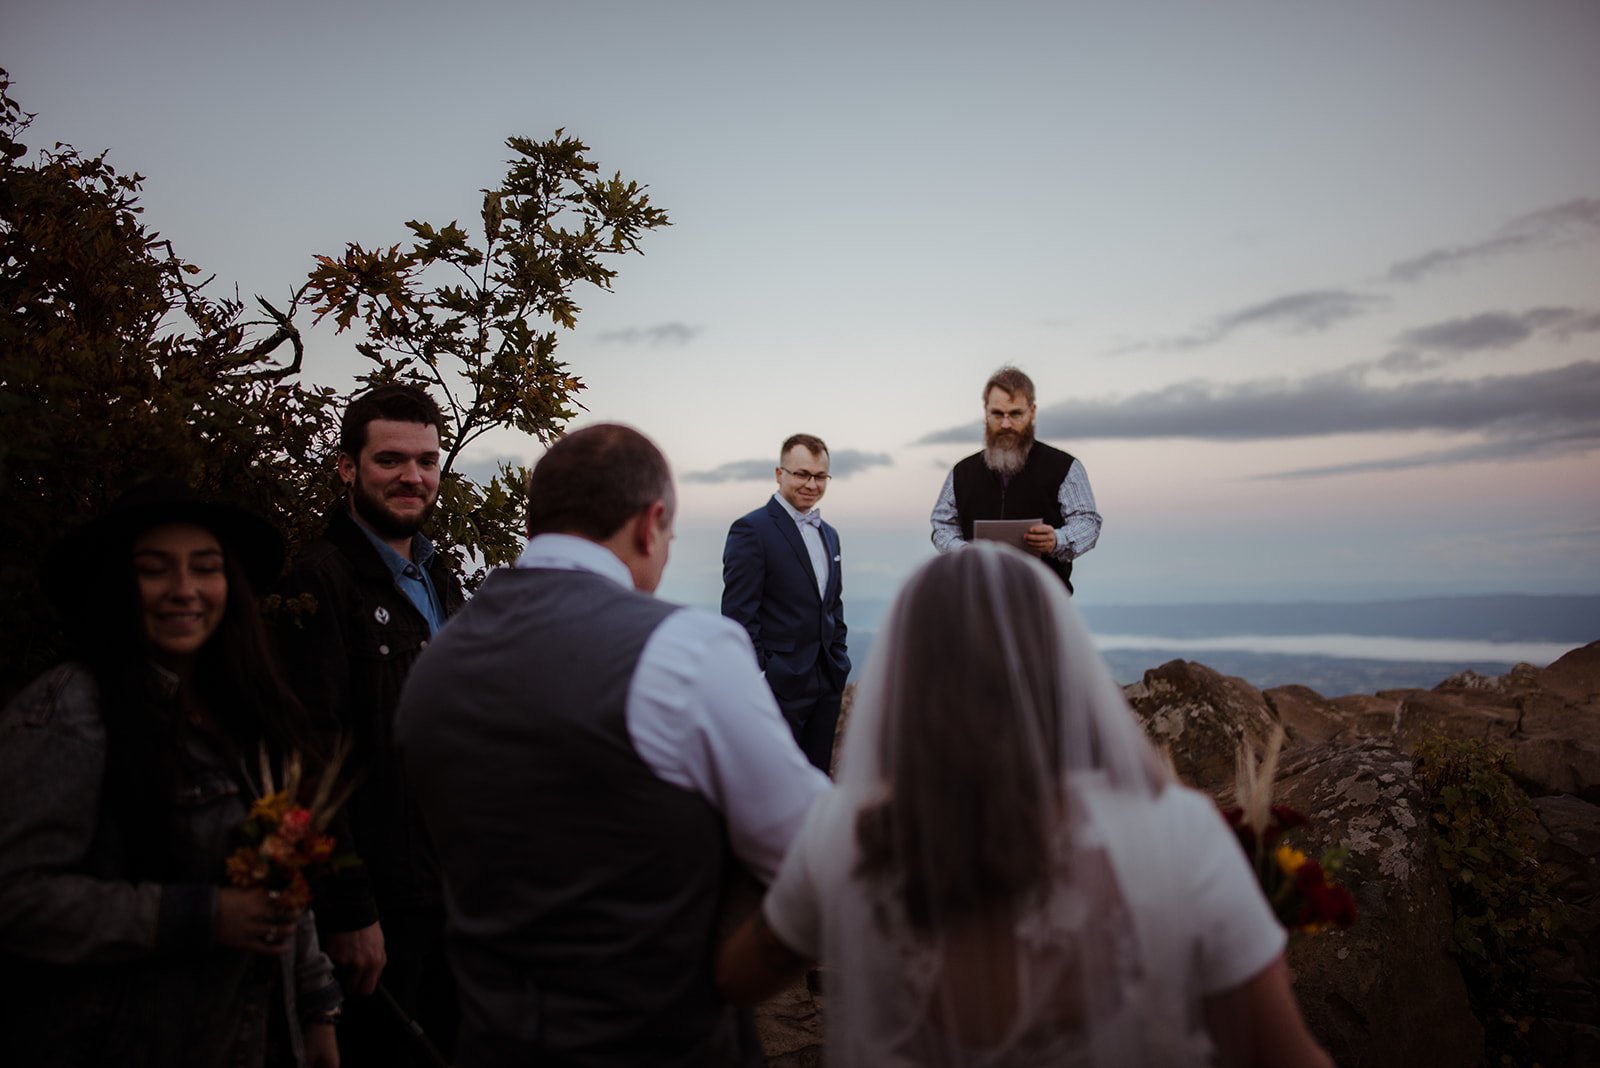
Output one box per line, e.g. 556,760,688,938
833,594,1600,695
1075,595,1600,643
1092,649,1544,694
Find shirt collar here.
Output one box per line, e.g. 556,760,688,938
514,533,633,589
355,521,436,579
771,493,819,524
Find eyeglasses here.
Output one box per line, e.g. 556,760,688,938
780,468,832,484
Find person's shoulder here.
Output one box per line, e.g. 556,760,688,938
951,450,987,478
286,532,345,573
726,502,783,548
1,662,102,737
1145,780,1233,840
285,510,358,574
732,499,781,527
1034,440,1077,466
657,602,755,653
1074,774,1211,825
280,533,360,607
662,601,737,634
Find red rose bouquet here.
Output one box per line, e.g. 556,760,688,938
1222,728,1356,936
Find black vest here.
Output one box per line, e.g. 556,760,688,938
952,441,1078,592
396,568,743,1067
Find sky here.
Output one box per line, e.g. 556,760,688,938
7,0,1599,609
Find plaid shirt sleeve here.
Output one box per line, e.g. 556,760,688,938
1051,459,1102,560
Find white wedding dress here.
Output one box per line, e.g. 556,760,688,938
759,544,1286,1066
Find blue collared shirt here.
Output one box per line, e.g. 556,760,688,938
356,523,446,635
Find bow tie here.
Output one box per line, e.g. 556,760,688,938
795,510,822,529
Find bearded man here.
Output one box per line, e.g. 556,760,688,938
276,383,464,1066
930,366,1101,594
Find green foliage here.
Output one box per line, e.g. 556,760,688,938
1,69,668,699
0,68,339,700
305,130,670,579
1413,735,1557,1063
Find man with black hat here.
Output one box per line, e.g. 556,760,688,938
275,383,465,1066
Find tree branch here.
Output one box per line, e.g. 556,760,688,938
230,292,306,381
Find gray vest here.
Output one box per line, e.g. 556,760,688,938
397,567,742,1067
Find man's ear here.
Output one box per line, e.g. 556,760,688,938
629,501,665,557
336,452,357,487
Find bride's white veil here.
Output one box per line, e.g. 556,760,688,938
824,542,1173,1066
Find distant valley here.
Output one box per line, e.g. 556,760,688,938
831,594,1600,696
1075,595,1600,643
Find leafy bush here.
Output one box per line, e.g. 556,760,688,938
1,69,339,699
1413,735,1557,1063
1,68,668,702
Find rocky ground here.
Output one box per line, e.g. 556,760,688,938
756,641,1600,1065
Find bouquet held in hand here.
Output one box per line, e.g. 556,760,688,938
225,747,353,910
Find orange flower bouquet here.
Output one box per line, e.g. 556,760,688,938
1222,728,1356,936
225,747,354,910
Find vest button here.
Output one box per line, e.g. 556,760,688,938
378,644,390,656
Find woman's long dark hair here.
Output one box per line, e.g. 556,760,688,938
65,530,312,879
853,555,1065,933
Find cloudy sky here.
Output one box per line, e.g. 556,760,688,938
8,0,1598,608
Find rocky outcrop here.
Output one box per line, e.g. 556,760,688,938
1122,659,1280,794
1123,640,1600,1068
1525,794,1600,1063
1273,740,1482,1067
756,643,1600,1066
754,979,823,1067
1386,643,1600,801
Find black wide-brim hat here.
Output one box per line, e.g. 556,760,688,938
50,479,285,601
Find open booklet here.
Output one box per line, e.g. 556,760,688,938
972,518,1040,552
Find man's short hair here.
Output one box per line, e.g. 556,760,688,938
340,383,446,458
526,424,674,540
780,433,829,460
983,366,1035,405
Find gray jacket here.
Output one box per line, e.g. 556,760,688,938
0,663,340,1067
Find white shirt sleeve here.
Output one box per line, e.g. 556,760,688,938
1174,788,1288,994
626,609,829,883
759,789,841,959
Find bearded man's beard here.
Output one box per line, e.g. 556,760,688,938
351,475,436,539
983,422,1035,477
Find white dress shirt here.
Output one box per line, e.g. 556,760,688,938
771,493,829,594
514,534,829,882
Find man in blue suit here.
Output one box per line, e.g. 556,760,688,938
721,434,850,774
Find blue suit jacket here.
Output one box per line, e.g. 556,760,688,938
720,496,850,699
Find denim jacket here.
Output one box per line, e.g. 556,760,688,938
0,663,341,1067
